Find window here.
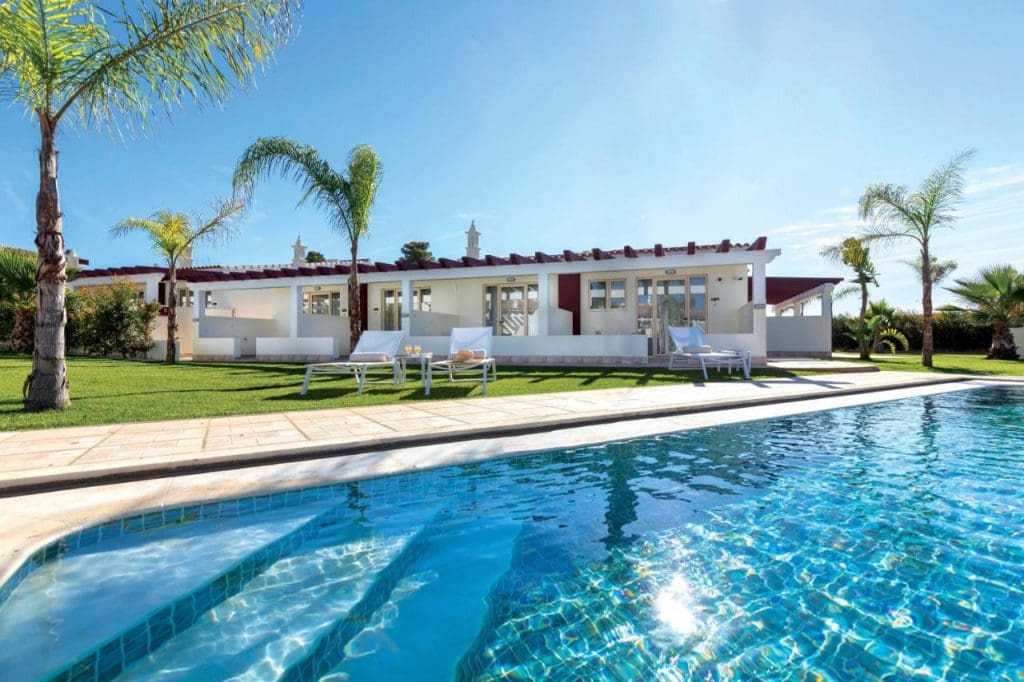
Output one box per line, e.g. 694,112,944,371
589,279,626,310
177,287,194,308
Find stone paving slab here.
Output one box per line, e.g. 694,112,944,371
0,371,972,496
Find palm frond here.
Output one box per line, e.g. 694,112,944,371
916,148,975,230
340,144,382,240
232,136,348,229
2,0,300,132
0,247,37,298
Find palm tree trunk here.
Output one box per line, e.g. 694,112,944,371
347,240,361,352
166,266,178,364
920,244,934,367
858,279,870,360
24,112,70,412
989,323,1019,360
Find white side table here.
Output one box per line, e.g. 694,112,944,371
397,353,433,389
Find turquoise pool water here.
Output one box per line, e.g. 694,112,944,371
2,386,1023,680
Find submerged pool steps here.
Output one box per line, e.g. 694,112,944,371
328,516,522,680
278,511,448,681
46,497,381,681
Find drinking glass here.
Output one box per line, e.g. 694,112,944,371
414,345,422,355
404,345,412,355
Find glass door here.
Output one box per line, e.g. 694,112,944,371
382,289,402,331
636,276,707,354
484,284,538,336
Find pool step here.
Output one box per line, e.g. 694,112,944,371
327,516,522,680
0,503,333,682
117,510,430,680
277,511,449,681
46,495,380,681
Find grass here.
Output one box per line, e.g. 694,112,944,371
852,352,1024,376
0,352,799,431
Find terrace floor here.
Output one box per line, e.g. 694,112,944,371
0,370,973,497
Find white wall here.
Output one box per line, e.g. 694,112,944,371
300,313,350,355
1012,328,1024,350
201,314,278,356
408,334,648,358
767,316,833,357
410,310,461,336
209,288,291,336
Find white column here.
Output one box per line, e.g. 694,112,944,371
821,285,834,320
290,284,302,338
194,289,207,336
751,261,766,304
145,278,160,303
400,278,414,334
536,273,550,336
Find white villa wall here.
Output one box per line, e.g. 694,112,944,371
256,336,336,360
1012,327,1024,350
211,288,291,337
767,315,832,357
410,310,461,336
407,334,649,360
200,314,278,356
299,313,349,355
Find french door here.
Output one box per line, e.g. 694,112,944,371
636,277,707,354
484,284,538,336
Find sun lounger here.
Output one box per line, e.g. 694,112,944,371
667,325,751,380
426,327,498,395
299,330,405,396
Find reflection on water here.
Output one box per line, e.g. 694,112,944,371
2,387,1023,681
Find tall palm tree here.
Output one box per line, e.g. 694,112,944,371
111,201,243,364
903,255,957,289
858,149,974,368
233,139,383,350
945,265,1024,360
821,237,878,360
0,0,299,411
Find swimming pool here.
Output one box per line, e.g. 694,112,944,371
2,385,1022,680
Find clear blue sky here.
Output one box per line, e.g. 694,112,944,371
1,0,1022,312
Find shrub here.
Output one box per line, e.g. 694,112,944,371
74,281,159,358
833,310,992,352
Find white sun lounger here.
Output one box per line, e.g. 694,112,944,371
667,325,751,380
426,327,498,395
299,330,405,396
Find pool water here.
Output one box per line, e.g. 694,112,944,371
2,386,1023,680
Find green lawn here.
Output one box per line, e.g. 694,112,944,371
856,352,1024,376
0,352,798,431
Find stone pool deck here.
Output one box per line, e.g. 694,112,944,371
0,370,970,496
2,372,1019,593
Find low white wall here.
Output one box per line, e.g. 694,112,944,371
767,316,832,357
410,310,461,336
146,340,179,361
548,308,573,335
407,334,648,358
256,336,337,358
194,337,239,359
299,314,350,355
1011,328,1024,350
200,315,278,356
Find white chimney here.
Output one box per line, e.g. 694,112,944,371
64,249,81,269
180,246,194,269
292,236,307,266
465,221,480,259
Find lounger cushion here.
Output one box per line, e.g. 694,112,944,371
349,352,391,362
681,345,713,354
451,349,476,362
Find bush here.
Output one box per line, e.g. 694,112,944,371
833,310,992,353
73,281,159,358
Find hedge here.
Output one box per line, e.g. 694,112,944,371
833,311,992,352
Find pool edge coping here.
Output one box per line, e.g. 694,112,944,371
0,374,973,498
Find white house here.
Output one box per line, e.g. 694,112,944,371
71,228,839,365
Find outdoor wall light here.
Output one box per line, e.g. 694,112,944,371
710,297,721,303
506,277,516,282
665,269,676,275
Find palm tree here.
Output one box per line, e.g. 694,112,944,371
111,201,243,364
233,139,383,350
903,255,957,288
0,248,39,353
865,299,909,355
1,0,299,411
821,237,878,360
945,265,1024,360
858,149,974,368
